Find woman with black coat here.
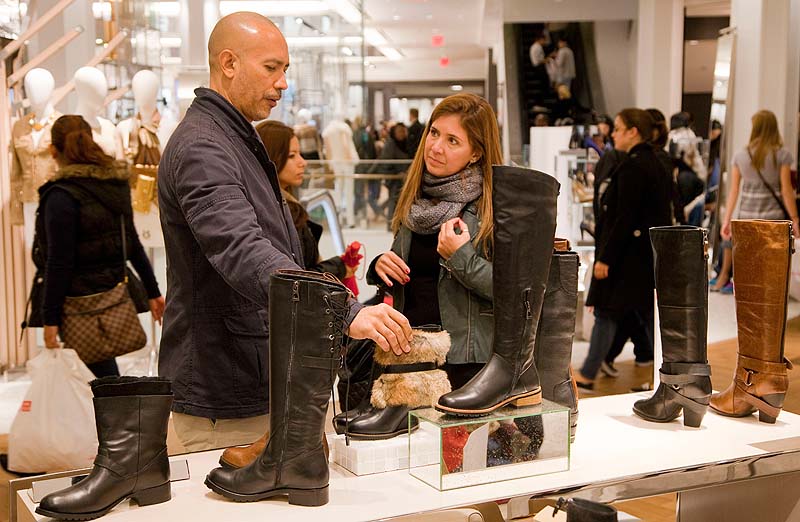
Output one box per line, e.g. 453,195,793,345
576,108,673,388
34,115,163,377
371,123,410,226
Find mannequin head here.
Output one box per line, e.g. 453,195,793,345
296,108,312,125
73,67,108,125
131,70,160,115
24,68,55,115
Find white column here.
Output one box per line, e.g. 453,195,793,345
635,0,684,117
730,0,800,159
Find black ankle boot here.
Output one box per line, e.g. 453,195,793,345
436,166,559,416
633,226,711,427
343,328,450,440
557,497,618,522
536,245,580,441
205,270,349,506
36,377,173,520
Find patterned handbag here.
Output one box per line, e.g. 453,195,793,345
59,218,146,364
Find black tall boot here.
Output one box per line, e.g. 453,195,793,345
535,240,580,441
633,226,711,427
205,270,349,506
436,166,559,416
341,328,451,440
36,377,173,521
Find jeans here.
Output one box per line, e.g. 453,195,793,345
604,305,655,364
581,308,653,380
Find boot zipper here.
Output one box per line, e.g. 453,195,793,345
790,223,795,254
524,288,532,319
277,281,300,482
702,229,709,260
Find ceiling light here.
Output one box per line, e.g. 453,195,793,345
378,46,402,60
450,84,463,91
219,1,326,17
325,0,362,25
295,16,303,24
151,1,180,17
341,46,354,56
392,14,400,21
689,39,699,45
91,1,112,20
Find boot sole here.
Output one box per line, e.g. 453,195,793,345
204,477,328,506
435,389,542,417
343,422,419,441
218,457,238,469
35,483,171,521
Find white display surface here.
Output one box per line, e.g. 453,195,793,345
19,392,800,521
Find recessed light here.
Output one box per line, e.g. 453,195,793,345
295,17,303,24
450,84,463,91
689,40,699,45
393,14,401,21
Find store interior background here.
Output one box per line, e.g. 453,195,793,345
0,0,800,520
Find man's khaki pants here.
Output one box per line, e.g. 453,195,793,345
172,412,269,453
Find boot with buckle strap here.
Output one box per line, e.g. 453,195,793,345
205,270,349,506
633,226,712,427
710,220,794,424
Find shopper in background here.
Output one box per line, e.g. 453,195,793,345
554,37,576,91
371,122,410,227
369,92,500,388
715,110,799,294
158,12,411,452
576,108,672,389
257,120,358,279
35,115,163,377
407,108,425,158
351,116,381,221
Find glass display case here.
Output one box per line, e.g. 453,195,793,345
409,401,570,491
563,151,598,248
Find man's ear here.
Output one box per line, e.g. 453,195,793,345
218,49,238,79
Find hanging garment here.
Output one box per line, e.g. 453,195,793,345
10,111,62,224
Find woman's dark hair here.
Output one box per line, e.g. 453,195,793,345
390,123,407,142
50,115,113,167
645,108,668,148
255,120,294,173
617,108,654,144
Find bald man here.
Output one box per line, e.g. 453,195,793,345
157,13,411,453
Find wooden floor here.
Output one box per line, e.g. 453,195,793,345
2,318,800,522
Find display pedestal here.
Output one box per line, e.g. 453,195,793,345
329,428,439,476
410,401,570,491
12,393,800,522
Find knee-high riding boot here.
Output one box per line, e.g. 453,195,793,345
633,226,712,427
205,270,349,506
436,166,558,416
710,220,794,423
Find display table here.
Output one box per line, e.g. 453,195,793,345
15,392,800,522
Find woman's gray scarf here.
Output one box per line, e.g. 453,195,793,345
406,164,483,235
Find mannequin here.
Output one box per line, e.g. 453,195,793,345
322,117,359,227
73,66,117,157
10,68,61,226
115,70,176,158
294,108,322,160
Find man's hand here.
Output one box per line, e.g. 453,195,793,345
348,304,413,355
375,251,410,287
44,325,60,349
594,261,610,280
437,218,470,260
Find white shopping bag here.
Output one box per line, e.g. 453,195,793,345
8,349,98,473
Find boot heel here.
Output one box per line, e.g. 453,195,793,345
131,483,171,507
682,407,706,428
512,391,542,407
288,486,329,507
758,393,786,424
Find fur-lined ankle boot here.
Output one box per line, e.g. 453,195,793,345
343,329,452,440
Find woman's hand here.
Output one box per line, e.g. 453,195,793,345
721,220,732,241
437,218,470,260
149,296,166,324
44,325,60,349
594,261,610,280
375,251,410,287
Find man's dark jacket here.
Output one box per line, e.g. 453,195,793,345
158,88,361,419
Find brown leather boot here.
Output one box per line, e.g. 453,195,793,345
710,220,794,423
219,431,329,468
